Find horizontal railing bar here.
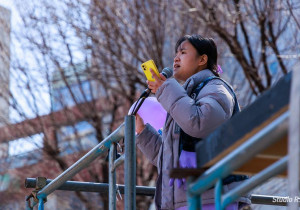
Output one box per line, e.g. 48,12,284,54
35,123,125,201
189,111,289,195
222,156,288,208
25,178,155,196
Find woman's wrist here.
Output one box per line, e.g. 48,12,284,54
136,124,146,135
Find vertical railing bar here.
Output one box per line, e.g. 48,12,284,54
215,179,222,210
187,193,201,210
109,143,117,210
38,198,44,210
187,177,201,210
124,115,136,210
187,195,201,210
288,68,300,209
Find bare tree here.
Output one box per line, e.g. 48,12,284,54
0,0,186,209
178,0,299,98
1,0,299,209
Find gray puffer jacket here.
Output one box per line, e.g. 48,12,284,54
136,69,249,209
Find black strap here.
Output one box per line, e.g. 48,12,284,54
179,76,240,153
192,76,240,115
179,76,246,185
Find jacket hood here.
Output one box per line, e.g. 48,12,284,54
183,69,216,95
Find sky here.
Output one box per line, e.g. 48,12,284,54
0,1,43,155
0,1,14,19
0,1,94,157
0,1,11,8
0,1,91,156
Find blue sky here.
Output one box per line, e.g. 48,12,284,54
0,1,15,19
0,1,44,155
0,1,11,9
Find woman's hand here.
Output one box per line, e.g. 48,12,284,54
135,114,145,134
147,68,167,94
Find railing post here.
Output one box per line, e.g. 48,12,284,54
124,115,136,210
38,198,44,210
109,143,117,210
187,177,201,210
215,179,223,210
187,194,201,210
288,67,300,209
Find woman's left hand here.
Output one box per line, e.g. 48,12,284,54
135,114,145,135
147,68,167,94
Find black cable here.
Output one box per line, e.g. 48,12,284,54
129,89,151,115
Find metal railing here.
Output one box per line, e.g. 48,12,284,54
25,115,144,210
25,69,299,210
25,178,155,196
187,111,289,209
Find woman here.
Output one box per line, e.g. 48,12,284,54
135,34,250,210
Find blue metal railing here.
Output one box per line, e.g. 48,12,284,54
25,115,136,210
25,70,299,210
187,111,289,210
25,178,155,195
24,112,295,209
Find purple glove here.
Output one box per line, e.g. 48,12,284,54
169,150,196,189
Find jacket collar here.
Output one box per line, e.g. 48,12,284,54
183,69,216,94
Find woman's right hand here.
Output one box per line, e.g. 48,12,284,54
135,114,145,134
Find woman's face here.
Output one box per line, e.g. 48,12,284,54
173,40,205,82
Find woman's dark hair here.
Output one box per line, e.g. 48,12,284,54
175,34,219,76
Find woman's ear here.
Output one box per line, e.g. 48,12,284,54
199,54,208,66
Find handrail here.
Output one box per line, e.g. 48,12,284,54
26,178,297,206
38,122,125,197
26,121,126,209
188,111,289,195
25,178,155,196
187,111,289,209
222,156,287,208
